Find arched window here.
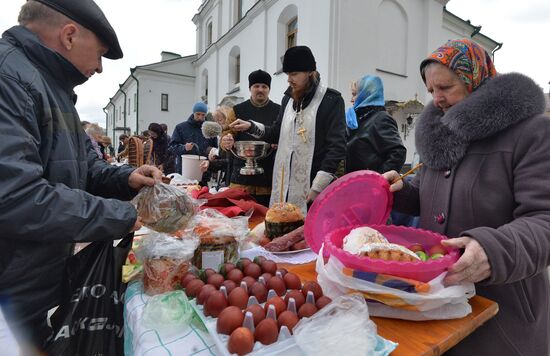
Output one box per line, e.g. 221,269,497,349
287,17,297,49
228,46,241,89
277,5,298,71
234,0,243,24
376,0,408,76
206,21,213,47
201,69,209,103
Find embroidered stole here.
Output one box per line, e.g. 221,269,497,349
270,84,327,214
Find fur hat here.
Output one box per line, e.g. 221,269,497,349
35,0,123,59
282,46,316,73
248,69,271,88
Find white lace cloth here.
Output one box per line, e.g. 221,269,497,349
240,246,318,264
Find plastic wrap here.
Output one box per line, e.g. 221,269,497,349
135,232,198,295
185,209,249,269
132,183,198,233
293,294,380,355
142,291,194,334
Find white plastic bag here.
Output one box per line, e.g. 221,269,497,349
293,294,397,356
316,245,475,320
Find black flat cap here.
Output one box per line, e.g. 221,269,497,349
35,0,123,59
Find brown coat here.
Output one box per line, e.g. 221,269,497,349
394,73,550,355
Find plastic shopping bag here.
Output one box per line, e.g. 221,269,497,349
316,245,475,320
44,235,133,355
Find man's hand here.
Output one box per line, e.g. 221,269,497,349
128,165,163,190
229,119,251,132
382,170,404,192
185,142,195,151
199,160,210,173
442,237,491,285
221,134,235,150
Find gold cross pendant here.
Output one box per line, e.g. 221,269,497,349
297,127,307,143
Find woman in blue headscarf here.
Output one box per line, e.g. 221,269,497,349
344,75,406,174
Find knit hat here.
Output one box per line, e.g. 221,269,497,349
35,0,123,59
282,46,316,73
192,101,208,113
248,69,271,88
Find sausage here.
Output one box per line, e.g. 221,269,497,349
264,226,305,252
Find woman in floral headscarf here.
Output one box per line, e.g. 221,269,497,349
344,75,406,174
384,38,550,355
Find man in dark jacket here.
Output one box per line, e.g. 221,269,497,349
0,0,161,352
169,101,217,175
227,69,280,206
228,46,346,213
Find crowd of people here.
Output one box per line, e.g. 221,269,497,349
0,0,548,355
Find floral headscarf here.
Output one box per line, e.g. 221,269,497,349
345,75,385,129
420,38,497,93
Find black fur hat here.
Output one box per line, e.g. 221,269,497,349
282,45,316,73
248,69,271,88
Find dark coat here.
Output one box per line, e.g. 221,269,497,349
394,73,550,355
230,99,280,187
169,115,217,175
345,107,406,174
251,83,346,182
0,26,137,330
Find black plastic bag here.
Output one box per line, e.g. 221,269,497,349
44,235,133,355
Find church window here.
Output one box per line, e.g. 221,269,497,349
287,17,297,49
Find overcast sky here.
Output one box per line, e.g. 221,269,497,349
0,0,548,128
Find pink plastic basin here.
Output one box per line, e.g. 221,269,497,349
324,224,460,282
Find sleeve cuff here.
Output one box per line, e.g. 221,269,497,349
247,121,265,138
311,170,335,193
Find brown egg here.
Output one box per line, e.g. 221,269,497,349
283,272,302,290
260,273,273,284
276,268,288,277
221,279,237,295
228,327,254,356
253,256,267,265
254,318,279,345
241,276,256,290
216,306,244,335
207,273,225,289
204,291,228,317
227,268,244,284
284,289,305,310
197,284,217,305
236,258,252,271
249,282,268,303
298,303,318,318
200,268,217,282
260,260,278,275
264,296,286,317
245,304,266,326
316,296,332,309
244,263,262,279
185,279,205,298
180,272,198,288
219,262,236,278
302,281,323,300
277,310,299,334
228,287,249,309
267,276,286,296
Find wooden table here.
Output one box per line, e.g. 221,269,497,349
282,262,499,356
